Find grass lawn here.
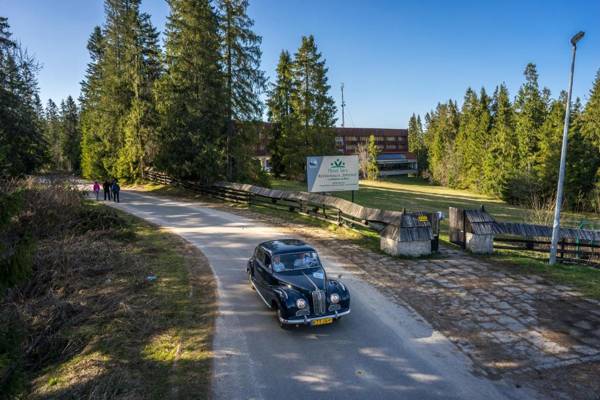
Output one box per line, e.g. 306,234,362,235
5,201,216,399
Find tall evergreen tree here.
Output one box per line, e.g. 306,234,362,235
216,0,266,180
117,12,161,180
44,99,63,169
407,113,427,176
267,50,297,176
423,100,460,186
514,63,547,173
155,0,226,182
366,134,379,180
80,26,106,178
482,84,518,195
289,35,337,178
80,2,160,181
60,96,81,172
0,16,46,175
578,70,600,210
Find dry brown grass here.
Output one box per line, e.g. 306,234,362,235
1,181,216,399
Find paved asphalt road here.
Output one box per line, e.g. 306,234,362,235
104,191,532,400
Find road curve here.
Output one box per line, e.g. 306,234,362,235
105,191,530,400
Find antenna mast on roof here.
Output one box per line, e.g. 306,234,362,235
341,83,346,128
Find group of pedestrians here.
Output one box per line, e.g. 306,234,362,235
92,179,121,202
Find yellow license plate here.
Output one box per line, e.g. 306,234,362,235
312,318,333,326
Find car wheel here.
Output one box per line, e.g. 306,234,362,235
277,307,291,330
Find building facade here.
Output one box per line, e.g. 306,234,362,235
256,124,417,176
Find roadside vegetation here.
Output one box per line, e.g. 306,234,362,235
0,179,215,399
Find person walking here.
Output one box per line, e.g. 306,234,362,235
93,181,100,200
103,179,112,201
112,180,120,203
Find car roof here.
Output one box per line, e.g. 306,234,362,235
259,239,316,255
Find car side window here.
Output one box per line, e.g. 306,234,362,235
264,253,271,270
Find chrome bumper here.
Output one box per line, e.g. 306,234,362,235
279,309,351,325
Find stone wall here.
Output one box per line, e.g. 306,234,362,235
380,237,431,257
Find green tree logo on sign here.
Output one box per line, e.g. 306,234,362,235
330,158,346,169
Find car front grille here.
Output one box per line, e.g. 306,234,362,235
311,290,326,315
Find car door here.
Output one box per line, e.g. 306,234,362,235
254,248,272,297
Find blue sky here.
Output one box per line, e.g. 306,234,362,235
2,0,599,128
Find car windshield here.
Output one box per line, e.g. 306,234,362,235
272,251,321,272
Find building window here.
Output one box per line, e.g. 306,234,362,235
385,136,396,142
386,144,397,149
346,144,356,151
335,136,344,146
346,136,357,141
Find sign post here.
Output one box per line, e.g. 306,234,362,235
306,155,359,194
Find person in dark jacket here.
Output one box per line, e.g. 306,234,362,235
103,180,112,200
112,180,120,203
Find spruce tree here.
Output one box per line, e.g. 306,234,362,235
44,99,63,169
155,0,226,182
423,101,460,186
482,84,518,195
366,134,379,180
407,113,427,176
0,16,47,175
117,12,161,180
289,35,337,179
578,70,600,210
80,26,106,178
216,0,266,181
267,50,297,177
514,63,547,173
60,96,82,172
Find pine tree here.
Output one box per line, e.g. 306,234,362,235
117,12,161,180
155,0,226,182
267,50,297,177
216,0,266,181
289,35,337,179
407,113,427,176
514,63,547,174
482,84,517,195
423,101,460,186
80,26,106,178
60,96,81,172
366,134,379,180
578,70,600,210
564,99,598,209
80,2,161,181
0,16,47,175
44,99,63,169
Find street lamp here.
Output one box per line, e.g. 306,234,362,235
549,31,585,265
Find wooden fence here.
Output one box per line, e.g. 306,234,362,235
449,206,600,265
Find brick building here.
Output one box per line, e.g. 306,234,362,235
256,124,417,176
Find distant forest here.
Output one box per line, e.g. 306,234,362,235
408,64,600,212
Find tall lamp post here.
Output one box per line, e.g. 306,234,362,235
549,31,585,265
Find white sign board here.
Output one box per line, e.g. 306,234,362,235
306,155,359,193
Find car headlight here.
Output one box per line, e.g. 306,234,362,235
330,293,340,304
296,298,307,309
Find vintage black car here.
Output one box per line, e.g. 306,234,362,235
247,239,350,328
